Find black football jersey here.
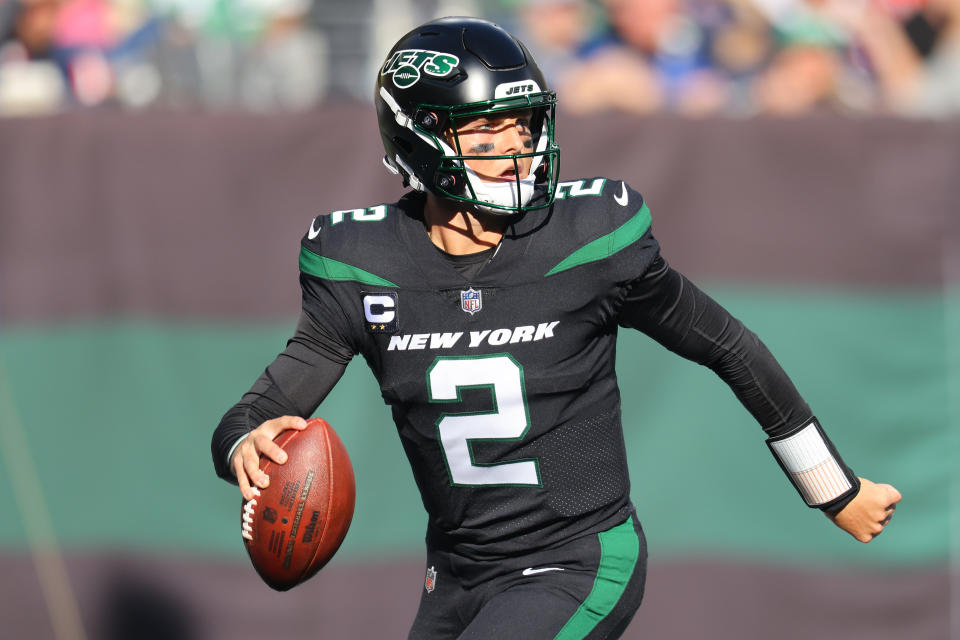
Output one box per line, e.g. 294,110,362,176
212,176,845,560
298,178,659,558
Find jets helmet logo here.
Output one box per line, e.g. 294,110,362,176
381,50,460,89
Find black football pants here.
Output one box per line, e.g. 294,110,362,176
408,513,647,640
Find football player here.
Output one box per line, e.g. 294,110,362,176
212,16,902,639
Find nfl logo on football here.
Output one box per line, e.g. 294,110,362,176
460,288,482,315
425,566,437,593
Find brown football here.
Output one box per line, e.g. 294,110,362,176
241,417,355,591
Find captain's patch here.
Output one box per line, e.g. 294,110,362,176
362,291,399,333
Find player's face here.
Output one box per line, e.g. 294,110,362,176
450,109,535,183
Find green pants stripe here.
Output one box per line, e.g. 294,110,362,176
554,517,641,639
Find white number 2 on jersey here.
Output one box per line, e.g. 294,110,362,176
427,355,541,487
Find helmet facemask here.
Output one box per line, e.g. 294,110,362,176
435,94,559,216
380,87,560,216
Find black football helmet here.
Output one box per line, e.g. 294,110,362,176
375,17,559,215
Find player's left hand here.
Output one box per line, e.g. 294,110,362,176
826,477,901,543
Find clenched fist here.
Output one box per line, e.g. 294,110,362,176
827,477,901,543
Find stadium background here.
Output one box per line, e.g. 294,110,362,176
1,2,959,638
1,109,956,639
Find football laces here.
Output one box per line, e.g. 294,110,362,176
241,487,261,541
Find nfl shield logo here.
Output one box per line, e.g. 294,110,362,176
460,288,482,315
425,566,437,593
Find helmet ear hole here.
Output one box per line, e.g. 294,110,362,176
415,110,439,130
437,174,456,190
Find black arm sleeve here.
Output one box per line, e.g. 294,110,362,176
618,256,812,435
618,257,858,513
210,309,354,482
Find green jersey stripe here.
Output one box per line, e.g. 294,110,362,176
299,247,398,287
545,203,652,276
553,517,640,640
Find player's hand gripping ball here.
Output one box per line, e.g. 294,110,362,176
241,417,355,591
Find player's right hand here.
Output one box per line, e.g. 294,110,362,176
231,416,308,501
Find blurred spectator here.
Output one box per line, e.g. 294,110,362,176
0,0,329,114
748,0,873,115
142,0,328,110
708,0,776,113
746,0,960,116
51,0,159,106
838,0,960,117
512,0,600,87
558,0,734,116
752,41,843,114
0,0,66,114
230,0,329,111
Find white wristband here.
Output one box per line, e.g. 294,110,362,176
767,420,854,507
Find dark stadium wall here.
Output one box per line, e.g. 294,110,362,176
0,109,956,639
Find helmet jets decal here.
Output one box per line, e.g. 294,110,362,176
375,17,560,215
494,80,541,99
381,50,460,89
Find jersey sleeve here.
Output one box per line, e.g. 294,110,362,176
210,311,353,481
617,256,812,435
617,257,859,512
211,218,363,482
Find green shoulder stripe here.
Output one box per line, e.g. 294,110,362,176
299,246,398,287
545,202,651,277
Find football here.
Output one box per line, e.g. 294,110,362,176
241,417,355,591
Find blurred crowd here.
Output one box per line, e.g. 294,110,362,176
0,0,958,117
510,0,960,117
0,0,329,113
